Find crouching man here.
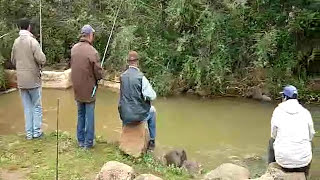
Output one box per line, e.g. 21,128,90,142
268,85,315,177
118,51,157,150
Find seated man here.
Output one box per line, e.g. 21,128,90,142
118,51,157,150
268,85,315,176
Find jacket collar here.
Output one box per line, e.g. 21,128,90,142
79,37,92,45
129,66,140,71
19,30,33,37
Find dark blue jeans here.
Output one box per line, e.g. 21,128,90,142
145,106,156,140
76,101,95,147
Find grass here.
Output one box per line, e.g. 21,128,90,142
0,132,192,180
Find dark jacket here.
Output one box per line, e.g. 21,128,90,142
71,38,102,103
118,67,151,123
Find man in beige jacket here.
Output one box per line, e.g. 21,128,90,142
11,18,46,140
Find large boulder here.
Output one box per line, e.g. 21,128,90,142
99,79,120,91
4,69,72,89
247,86,272,102
204,163,250,180
42,69,72,89
4,70,17,88
251,163,306,180
119,121,149,158
134,174,163,180
95,161,135,180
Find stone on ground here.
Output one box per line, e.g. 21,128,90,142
0,169,28,180
251,163,306,180
182,160,202,176
203,163,250,180
119,121,149,158
4,70,17,88
5,69,72,89
42,69,72,89
134,174,163,180
95,161,134,180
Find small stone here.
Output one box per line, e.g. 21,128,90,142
95,161,134,180
187,89,195,94
252,163,306,180
204,163,250,180
182,160,202,176
134,174,163,180
261,95,272,102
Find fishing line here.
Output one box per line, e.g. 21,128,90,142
40,0,43,48
91,0,124,97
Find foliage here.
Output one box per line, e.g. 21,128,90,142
0,0,319,99
0,21,17,89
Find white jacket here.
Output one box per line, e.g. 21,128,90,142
271,99,315,168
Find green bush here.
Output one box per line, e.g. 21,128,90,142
0,0,318,100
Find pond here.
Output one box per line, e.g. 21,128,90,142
0,88,319,177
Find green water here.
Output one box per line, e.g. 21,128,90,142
0,88,319,178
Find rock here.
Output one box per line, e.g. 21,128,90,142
95,161,135,180
42,69,72,89
204,163,250,180
261,95,272,102
252,163,306,180
164,149,187,167
119,121,149,158
0,169,29,180
4,69,17,88
134,174,163,180
0,88,17,95
99,80,120,91
5,69,72,89
243,154,262,162
196,89,211,96
308,78,320,92
187,89,195,94
252,87,263,100
182,160,202,176
250,86,272,102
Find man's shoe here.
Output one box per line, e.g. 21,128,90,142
78,142,85,148
25,136,33,140
147,140,155,151
33,133,44,139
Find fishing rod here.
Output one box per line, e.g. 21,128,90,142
56,99,60,180
91,0,124,97
39,0,43,48
0,33,11,39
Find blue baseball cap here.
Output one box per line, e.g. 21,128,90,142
81,25,95,35
280,85,298,98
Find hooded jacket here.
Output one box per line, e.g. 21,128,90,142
11,30,46,89
271,99,315,168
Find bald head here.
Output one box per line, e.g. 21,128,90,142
128,51,139,67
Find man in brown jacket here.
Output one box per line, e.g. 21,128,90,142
11,18,46,140
71,25,103,148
